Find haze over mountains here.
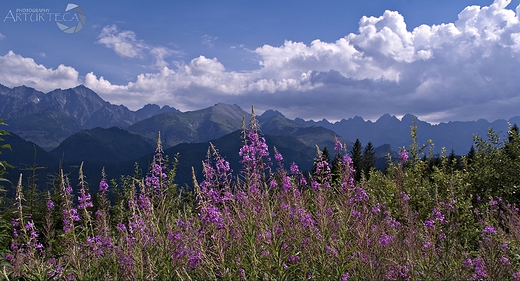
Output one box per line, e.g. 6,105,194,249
0,84,518,186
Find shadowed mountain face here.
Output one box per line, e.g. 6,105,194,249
50,127,155,164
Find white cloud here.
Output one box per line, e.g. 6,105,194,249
4,0,520,123
0,51,79,91
0,33,5,40
97,24,180,72
97,25,146,58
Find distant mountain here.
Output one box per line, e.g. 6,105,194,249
127,103,248,148
2,83,518,158
7,109,81,149
0,132,58,188
299,113,518,155
258,111,352,150
0,84,178,149
135,104,180,120
50,127,155,164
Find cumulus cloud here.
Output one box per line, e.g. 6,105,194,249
0,51,79,91
4,0,520,123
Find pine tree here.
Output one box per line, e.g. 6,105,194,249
350,139,363,182
322,147,331,166
362,141,376,180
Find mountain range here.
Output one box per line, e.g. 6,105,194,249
0,84,517,188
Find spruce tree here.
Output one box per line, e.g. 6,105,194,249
350,139,363,182
362,141,376,180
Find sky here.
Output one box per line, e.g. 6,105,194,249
1,0,520,123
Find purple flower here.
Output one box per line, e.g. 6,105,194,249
281,176,291,192
399,147,409,164
288,255,300,264
188,252,203,268
432,208,445,223
99,180,109,193
62,208,80,233
274,152,283,162
116,222,127,233
24,221,35,231
424,219,434,228
46,200,55,210
334,139,343,152
500,256,511,265
472,258,487,279
482,225,496,236
78,189,93,210
379,234,393,246
311,181,319,191
199,204,224,228
289,162,300,174
341,272,349,281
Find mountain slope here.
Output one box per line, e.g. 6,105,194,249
50,127,155,163
0,132,58,187
127,103,248,148
258,112,351,150
7,109,81,149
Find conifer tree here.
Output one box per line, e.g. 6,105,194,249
362,141,376,179
350,139,363,182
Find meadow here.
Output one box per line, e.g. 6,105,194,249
1,113,520,280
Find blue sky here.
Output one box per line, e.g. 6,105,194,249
1,0,520,123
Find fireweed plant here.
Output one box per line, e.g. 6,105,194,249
1,112,520,280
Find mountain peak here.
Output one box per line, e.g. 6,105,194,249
260,109,285,119
401,113,416,123
376,113,399,123
210,103,247,118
